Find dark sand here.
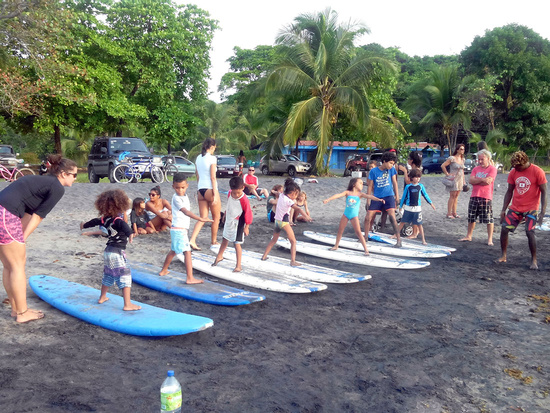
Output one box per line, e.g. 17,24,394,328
1,173,549,412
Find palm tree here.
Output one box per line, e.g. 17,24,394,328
405,66,471,153
264,8,395,173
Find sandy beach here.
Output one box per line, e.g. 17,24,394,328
1,172,549,412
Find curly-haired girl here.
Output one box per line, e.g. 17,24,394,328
81,189,141,311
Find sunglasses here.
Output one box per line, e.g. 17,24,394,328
148,193,158,197
67,172,78,178
249,169,255,171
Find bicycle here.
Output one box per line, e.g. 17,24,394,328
0,163,35,182
112,152,164,184
162,156,180,183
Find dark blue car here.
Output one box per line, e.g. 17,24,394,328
421,157,445,174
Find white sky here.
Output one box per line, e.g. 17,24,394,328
182,0,550,102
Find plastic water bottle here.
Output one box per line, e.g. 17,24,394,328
160,370,182,413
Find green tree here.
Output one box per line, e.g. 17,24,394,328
264,8,395,173
460,24,550,154
405,65,471,152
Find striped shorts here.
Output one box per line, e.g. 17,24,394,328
102,246,132,289
467,197,493,224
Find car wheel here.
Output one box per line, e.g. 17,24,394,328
108,164,117,183
261,166,269,175
88,166,99,183
287,166,296,177
343,168,351,177
422,168,429,175
401,224,414,237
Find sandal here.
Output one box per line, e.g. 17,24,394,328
446,215,455,219
2,298,9,305
453,213,461,218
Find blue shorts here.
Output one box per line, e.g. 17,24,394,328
402,210,423,225
171,229,191,254
368,196,396,212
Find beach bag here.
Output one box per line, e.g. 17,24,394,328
442,174,455,188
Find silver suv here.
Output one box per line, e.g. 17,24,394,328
87,137,162,183
260,154,311,177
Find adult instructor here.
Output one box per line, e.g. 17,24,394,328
0,154,78,323
189,138,221,250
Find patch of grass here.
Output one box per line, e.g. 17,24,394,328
504,368,534,385
527,295,550,324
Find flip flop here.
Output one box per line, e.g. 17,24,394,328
2,298,10,305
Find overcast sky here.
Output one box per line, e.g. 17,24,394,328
182,0,550,102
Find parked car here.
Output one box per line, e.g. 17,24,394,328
161,155,195,178
260,154,311,176
421,157,445,174
464,159,474,174
87,137,162,183
216,155,239,178
343,151,383,176
0,144,20,168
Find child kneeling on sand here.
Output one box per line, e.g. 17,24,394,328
398,169,436,245
159,173,212,283
213,176,253,272
82,189,140,311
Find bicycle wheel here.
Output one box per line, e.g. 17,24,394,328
0,165,13,181
150,165,164,183
13,168,36,180
164,164,179,183
112,164,136,184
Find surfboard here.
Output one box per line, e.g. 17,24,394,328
210,244,371,284
368,231,456,252
276,239,430,269
186,252,328,293
29,275,213,336
131,262,265,306
303,231,450,258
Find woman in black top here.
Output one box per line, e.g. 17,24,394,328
0,154,77,323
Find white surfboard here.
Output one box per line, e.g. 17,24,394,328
185,252,327,293
210,244,371,284
303,231,450,258
276,239,430,269
368,231,456,252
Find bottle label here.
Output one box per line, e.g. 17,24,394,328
161,390,182,411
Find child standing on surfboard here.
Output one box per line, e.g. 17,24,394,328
397,169,436,245
82,189,141,311
323,178,384,255
159,173,212,283
262,178,312,266
213,176,253,272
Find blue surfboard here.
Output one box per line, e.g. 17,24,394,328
29,275,213,337
131,262,265,306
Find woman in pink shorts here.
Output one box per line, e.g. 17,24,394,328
0,154,77,323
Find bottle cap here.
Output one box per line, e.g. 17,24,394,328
167,370,174,377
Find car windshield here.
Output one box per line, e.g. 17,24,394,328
217,157,235,165
0,147,14,155
285,155,300,162
109,139,149,153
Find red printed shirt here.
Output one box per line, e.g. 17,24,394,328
507,164,547,212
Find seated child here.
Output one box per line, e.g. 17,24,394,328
213,176,253,272
130,197,157,236
266,184,283,223
290,190,312,225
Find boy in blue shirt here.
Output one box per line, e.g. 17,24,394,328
398,169,436,245
364,151,402,247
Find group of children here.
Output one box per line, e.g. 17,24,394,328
84,151,436,311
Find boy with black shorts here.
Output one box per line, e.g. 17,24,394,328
364,151,402,247
213,176,253,272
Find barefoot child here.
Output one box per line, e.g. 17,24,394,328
290,191,313,225
159,173,213,283
398,169,436,245
262,178,312,266
213,176,253,272
130,197,157,236
364,151,402,247
82,189,141,311
323,178,383,254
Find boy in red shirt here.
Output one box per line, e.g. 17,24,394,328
497,151,547,269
